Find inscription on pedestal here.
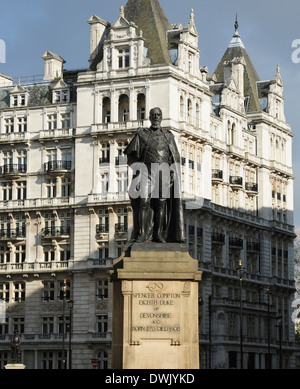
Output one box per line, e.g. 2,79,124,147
130,281,183,343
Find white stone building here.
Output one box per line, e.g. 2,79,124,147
0,0,296,369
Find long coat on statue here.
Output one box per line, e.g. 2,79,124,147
124,127,185,243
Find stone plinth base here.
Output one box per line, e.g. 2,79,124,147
111,242,202,369
5,364,26,369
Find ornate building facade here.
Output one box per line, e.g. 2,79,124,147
0,0,295,368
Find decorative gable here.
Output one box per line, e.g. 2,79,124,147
167,9,201,78
96,6,150,76
51,79,70,104
10,80,29,107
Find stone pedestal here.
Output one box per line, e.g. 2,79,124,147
111,242,202,369
4,364,26,369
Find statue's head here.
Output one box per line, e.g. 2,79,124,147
149,107,162,130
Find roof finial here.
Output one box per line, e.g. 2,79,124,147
190,8,194,23
120,5,124,18
234,13,239,32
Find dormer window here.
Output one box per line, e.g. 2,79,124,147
52,79,70,104
53,89,69,104
10,81,29,108
11,94,28,107
118,47,130,69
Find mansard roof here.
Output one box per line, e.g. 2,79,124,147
212,24,262,113
124,0,172,64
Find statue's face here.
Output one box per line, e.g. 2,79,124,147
150,108,162,130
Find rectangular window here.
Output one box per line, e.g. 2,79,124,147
59,212,71,235
15,245,25,263
118,48,130,68
61,113,71,129
17,117,27,132
59,245,70,261
4,118,14,134
98,209,109,233
116,208,128,232
0,282,9,302
44,249,55,262
58,315,70,334
61,148,72,168
46,179,57,198
42,316,54,334
96,280,108,299
12,317,25,333
98,242,109,259
62,90,68,102
0,319,9,336
47,114,57,130
41,351,54,370
61,177,71,197
2,183,12,201
96,314,108,335
100,143,110,164
17,150,27,170
13,282,25,302
117,171,128,194
46,148,57,163
42,281,55,301
16,181,27,200
100,173,109,194
55,91,61,103
20,95,26,106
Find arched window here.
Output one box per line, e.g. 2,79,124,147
102,97,111,124
270,137,274,160
276,139,280,162
282,140,286,164
196,103,200,128
231,123,236,146
180,96,185,121
187,99,192,125
137,93,145,121
227,121,232,145
119,94,129,122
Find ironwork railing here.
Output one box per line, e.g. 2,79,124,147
229,237,243,249
115,223,128,233
96,224,109,233
229,176,243,186
0,228,26,239
0,164,27,175
44,160,71,172
245,182,258,192
212,169,223,180
41,227,70,237
246,242,260,252
211,233,225,244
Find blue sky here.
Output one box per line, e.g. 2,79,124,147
0,0,299,226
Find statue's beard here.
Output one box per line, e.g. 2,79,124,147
151,121,161,129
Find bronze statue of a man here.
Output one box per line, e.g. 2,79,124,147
124,107,185,243
10,330,21,364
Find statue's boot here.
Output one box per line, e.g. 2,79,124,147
137,207,150,242
154,208,166,243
